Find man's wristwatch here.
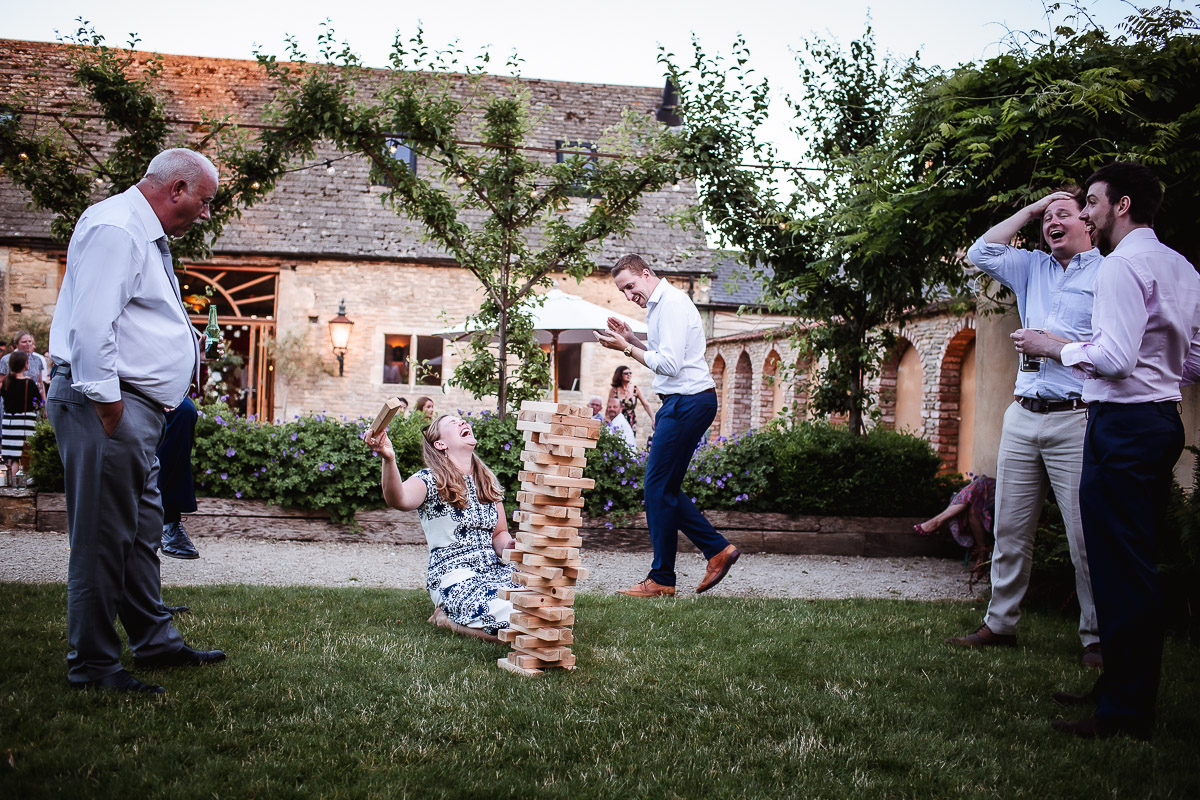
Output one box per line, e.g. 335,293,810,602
623,344,633,357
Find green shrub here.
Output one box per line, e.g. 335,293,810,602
683,426,782,512
583,427,645,521
26,418,63,491
773,422,948,516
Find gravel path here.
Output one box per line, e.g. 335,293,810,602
0,531,982,601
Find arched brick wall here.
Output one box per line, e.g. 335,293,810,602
730,350,753,435
711,354,726,440
932,324,978,471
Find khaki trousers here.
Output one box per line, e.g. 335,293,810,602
984,401,1099,646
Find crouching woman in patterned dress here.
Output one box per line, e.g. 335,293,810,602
365,413,517,641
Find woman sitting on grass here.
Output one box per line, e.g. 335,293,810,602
914,472,996,578
365,414,516,641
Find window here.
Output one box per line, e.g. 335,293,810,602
372,135,417,186
555,140,598,197
382,333,442,387
541,342,582,392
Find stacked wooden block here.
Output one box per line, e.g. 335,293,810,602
497,400,601,677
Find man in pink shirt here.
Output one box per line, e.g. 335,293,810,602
1016,162,1200,740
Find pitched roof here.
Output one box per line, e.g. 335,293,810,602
0,38,712,274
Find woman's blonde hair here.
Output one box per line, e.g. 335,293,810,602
422,414,504,509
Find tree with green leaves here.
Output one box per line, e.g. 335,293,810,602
902,3,1200,267
665,30,965,434
0,24,280,264
251,27,682,415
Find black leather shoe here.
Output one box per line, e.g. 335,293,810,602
73,669,164,695
161,522,200,559
134,645,226,670
163,605,190,616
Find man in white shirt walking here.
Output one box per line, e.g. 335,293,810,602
596,254,740,596
48,148,226,694
1018,162,1200,740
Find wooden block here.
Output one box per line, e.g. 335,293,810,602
517,491,585,508
516,503,581,520
513,511,582,529
503,630,575,649
523,430,599,449
550,423,601,440
511,591,574,609
509,612,571,631
520,401,588,416
515,420,553,434
512,570,577,589
516,531,583,549
519,472,594,489
512,643,573,662
518,482,582,500
563,566,589,580
497,656,543,677
507,620,570,641
366,397,403,438
515,541,579,560
520,553,584,568
520,450,588,468
521,439,585,459
517,523,581,540
520,605,575,623
512,563,563,579
507,652,576,670
521,461,584,479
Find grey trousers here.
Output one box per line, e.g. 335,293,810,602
47,375,183,682
984,401,1099,646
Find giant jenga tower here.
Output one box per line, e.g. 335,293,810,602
497,400,602,676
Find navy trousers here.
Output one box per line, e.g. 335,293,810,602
157,397,198,523
644,391,729,586
1079,401,1182,736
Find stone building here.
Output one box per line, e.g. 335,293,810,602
0,38,703,439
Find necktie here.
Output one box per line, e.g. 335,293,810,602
157,237,201,391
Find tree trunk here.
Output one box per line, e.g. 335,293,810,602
497,302,509,417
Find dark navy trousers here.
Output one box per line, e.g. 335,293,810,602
645,391,729,586
1079,401,1183,736
157,396,198,523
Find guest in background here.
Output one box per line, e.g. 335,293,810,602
1,350,45,472
397,397,410,415
0,331,49,385
915,473,996,577
414,396,435,421
604,395,637,451
608,364,654,436
588,395,604,420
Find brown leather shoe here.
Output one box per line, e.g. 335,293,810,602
696,545,741,594
1080,643,1103,670
944,624,1017,648
617,578,676,597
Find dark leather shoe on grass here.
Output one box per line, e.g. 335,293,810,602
944,624,1017,648
617,578,676,597
696,544,741,594
1080,643,1103,670
1051,714,1151,741
134,645,226,670
73,669,164,695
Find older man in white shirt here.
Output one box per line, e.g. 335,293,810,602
1018,162,1200,740
48,148,225,695
597,254,740,597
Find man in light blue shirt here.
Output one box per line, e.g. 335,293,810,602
946,190,1103,668
48,148,225,694
597,254,740,597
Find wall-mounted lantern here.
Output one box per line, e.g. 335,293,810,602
328,299,354,377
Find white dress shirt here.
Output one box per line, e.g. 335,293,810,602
1060,228,1200,403
967,236,1102,400
607,412,637,451
642,278,716,396
49,186,198,406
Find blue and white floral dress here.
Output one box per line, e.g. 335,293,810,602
414,468,516,635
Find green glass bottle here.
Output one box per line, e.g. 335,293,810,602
204,304,221,359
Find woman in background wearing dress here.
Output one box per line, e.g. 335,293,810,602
608,365,653,436
1,350,45,472
365,413,516,641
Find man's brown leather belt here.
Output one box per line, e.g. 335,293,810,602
1015,396,1089,413
658,387,717,403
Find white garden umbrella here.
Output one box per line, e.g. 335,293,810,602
435,288,647,401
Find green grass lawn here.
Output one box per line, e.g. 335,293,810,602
2,583,1197,799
